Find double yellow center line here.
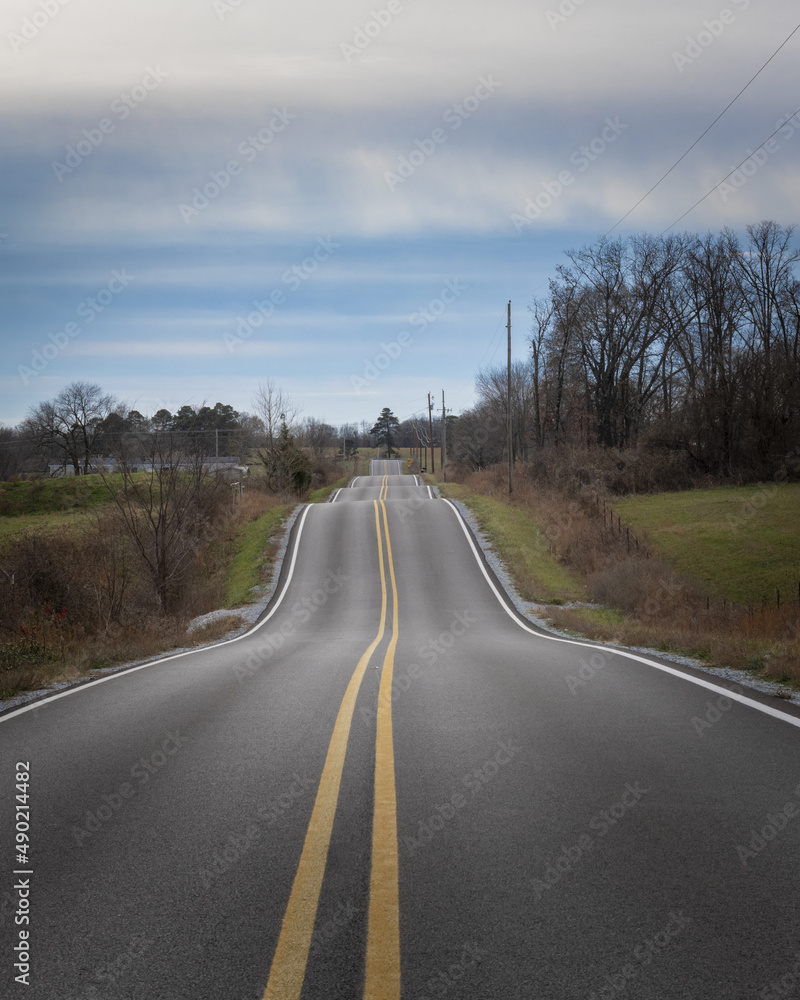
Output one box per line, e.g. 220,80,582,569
379,475,389,502
262,499,400,1000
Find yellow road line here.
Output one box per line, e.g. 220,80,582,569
364,499,401,1000
262,501,388,1000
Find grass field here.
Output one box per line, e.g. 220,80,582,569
614,484,800,606
0,474,130,541
0,511,90,542
0,474,116,516
0,475,119,541
437,482,583,604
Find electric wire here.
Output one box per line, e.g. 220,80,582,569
660,105,800,233
605,20,800,234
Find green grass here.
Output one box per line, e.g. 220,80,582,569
614,483,800,605
438,482,583,604
0,474,118,517
574,605,625,629
0,512,89,542
307,475,351,504
225,503,291,607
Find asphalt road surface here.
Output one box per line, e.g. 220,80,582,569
2,461,800,999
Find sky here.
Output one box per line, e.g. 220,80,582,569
1,0,798,430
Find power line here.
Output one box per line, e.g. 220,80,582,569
606,20,800,234
446,310,508,403
660,105,800,233
473,311,509,374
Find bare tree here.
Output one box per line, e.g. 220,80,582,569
528,296,554,448
25,381,118,475
553,233,686,447
459,222,800,482
251,380,305,489
448,404,504,470
298,417,335,460
0,427,37,481
100,431,227,612
732,222,800,463
672,230,746,476
475,360,539,462
252,381,301,450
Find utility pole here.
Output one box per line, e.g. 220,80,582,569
441,389,447,482
507,300,513,494
427,392,435,474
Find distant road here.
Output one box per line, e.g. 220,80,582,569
2,466,800,998
368,459,402,477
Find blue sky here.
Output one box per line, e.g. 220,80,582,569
1,0,798,429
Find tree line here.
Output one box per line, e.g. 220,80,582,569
0,385,441,482
450,221,800,483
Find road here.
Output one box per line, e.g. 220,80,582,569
2,461,800,999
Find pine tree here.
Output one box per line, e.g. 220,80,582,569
370,408,400,457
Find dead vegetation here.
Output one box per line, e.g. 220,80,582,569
0,482,285,700
452,464,800,688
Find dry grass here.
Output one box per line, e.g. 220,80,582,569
444,465,800,688
0,617,192,699
0,485,291,701
188,614,246,644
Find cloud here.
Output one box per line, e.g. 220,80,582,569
1,0,797,433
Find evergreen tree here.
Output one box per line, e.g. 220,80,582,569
370,408,400,457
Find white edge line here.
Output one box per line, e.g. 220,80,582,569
441,498,800,731
427,486,434,500
0,504,315,725
330,489,342,503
